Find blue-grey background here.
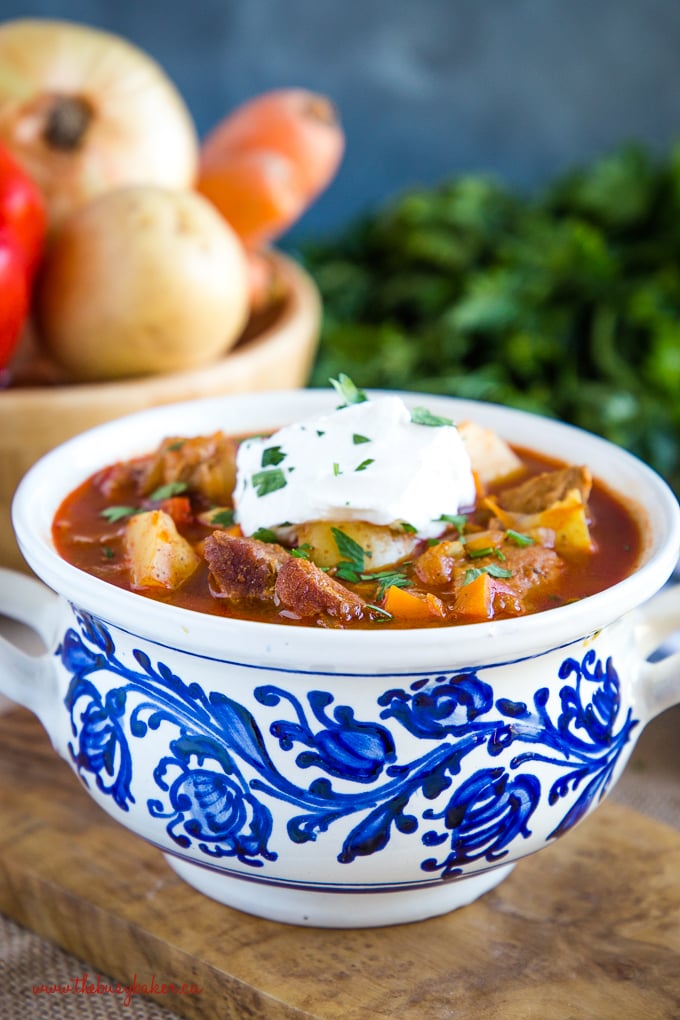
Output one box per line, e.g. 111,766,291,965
3,0,680,242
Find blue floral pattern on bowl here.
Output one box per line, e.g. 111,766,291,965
60,608,637,887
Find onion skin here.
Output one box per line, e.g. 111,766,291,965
0,19,199,231
36,185,250,382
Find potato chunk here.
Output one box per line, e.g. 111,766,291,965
296,520,418,570
124,509,200,590
458,421,524,488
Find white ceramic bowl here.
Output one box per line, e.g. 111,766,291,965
1,388,680,928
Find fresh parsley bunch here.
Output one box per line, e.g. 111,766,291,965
301,143,680,496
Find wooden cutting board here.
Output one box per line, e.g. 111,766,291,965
1,707,679,1020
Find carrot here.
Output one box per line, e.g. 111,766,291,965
383,585,446,622
454,572,494,621
197,88,344,247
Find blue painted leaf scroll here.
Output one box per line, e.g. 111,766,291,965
60,611,638,881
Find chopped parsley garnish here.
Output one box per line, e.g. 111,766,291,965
410,406,453,427
333,462,342,476
400,522,417,534
252,468,287,497
148,481,188,501
438,513,467,536
330,373,367,407
331,527,369,581
100,505,142,523
291,543,312,559
467,545,507,561
355,458,374,472
261,445,286,467
102,546,115,560
253,527,279,543
209,508,235,527
366,603,393,621
370,568,413,599
462,564,513,586
506,528,535,547
331,527,411,597
353,433,371,444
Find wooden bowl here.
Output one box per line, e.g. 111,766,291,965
0,251,321,572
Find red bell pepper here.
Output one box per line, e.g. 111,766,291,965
0,143,46,371
0,229,30,369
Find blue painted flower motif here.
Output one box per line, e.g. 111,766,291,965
58,612,638,881
258,687,396,782
420,768,541,878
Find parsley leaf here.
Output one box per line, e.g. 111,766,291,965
506,528,535,547
330,373,367,406
261,445,286,467
148,481,188,501
209,508,235,527
252,469,287,497
368,568,413,600
410,407,454,427
253,527,279,543
463,564,513,586
438,513,467,536
100,505,142,523
331,527,368,572
353,433,371,444
355,458,375,472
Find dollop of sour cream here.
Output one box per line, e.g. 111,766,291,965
234,395,476,540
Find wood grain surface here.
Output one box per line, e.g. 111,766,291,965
0,707,679,1020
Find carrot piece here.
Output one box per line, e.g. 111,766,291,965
197,88,344,247
383,585,446,621
159,495,192,526
454,572,495,621
198,150,301,248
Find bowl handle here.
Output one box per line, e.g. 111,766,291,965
0,567,60,719
635,583,680,720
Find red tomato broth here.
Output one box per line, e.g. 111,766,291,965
51,439,643,630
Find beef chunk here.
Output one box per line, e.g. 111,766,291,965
139,432,239,505
497,466,591,514
205,532,290,600
275,557,366,622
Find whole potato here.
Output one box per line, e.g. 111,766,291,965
36,185,250,381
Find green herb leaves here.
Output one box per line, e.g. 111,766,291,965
209,508,235,527
330,373,367,407
331,527,412,597
307,145,680,500
100,505,140,523
99,480,189,522
463,564,513,586
261,445,286,467
410,407,453,427
148,481,188,501
252,468,287,497
331,527,368,580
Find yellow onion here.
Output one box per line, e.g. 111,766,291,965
0,18,199,230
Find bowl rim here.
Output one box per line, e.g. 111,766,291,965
12,387,680,673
